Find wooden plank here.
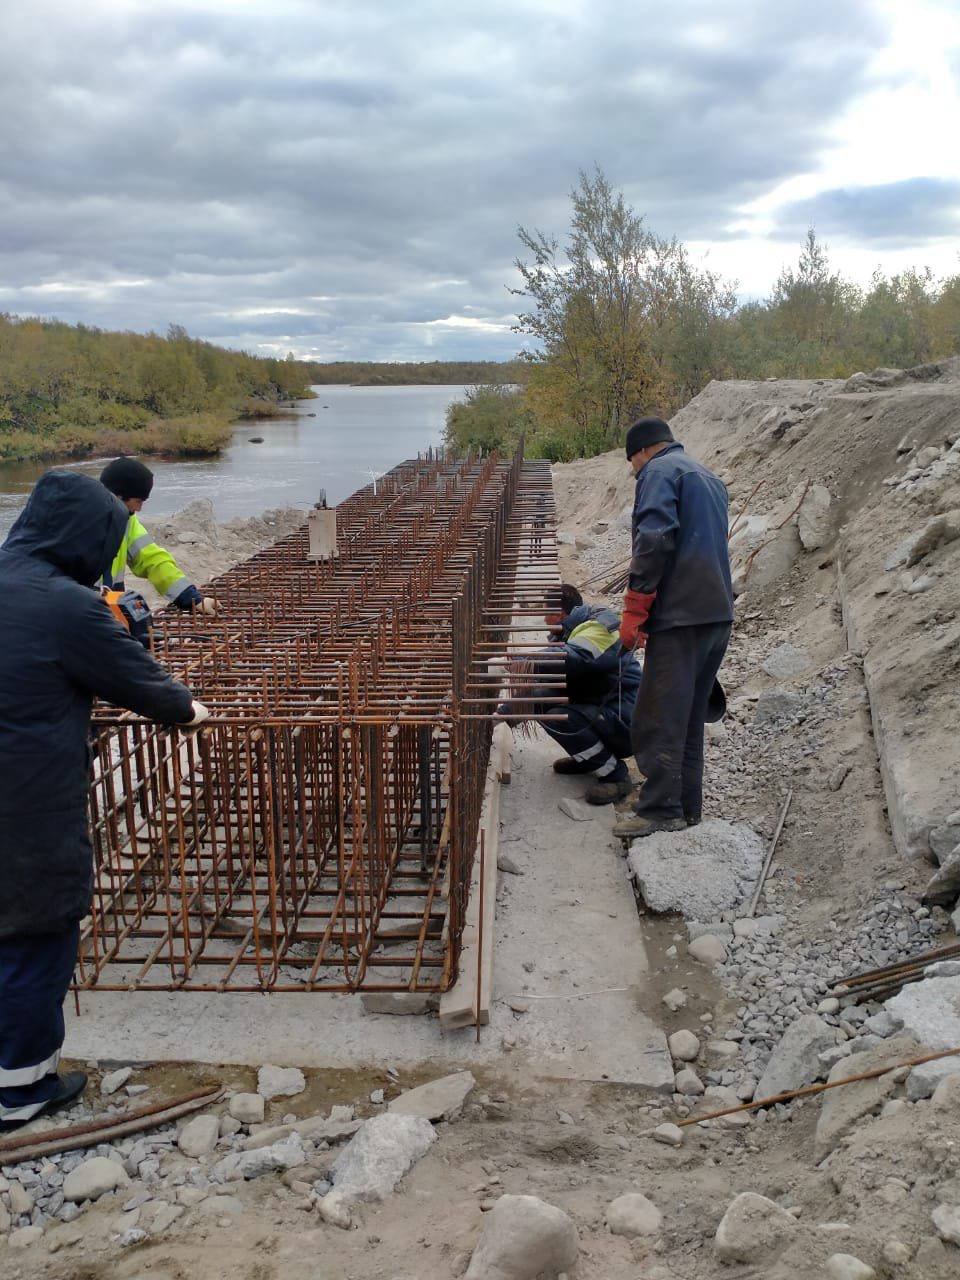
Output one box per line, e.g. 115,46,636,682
438,751,501,1029
440,526,554,1029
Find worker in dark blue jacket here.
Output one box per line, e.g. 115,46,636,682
499,585,642,804
612,416,733,841
0,471,205,1131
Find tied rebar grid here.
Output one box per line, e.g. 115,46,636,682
78,445,561,994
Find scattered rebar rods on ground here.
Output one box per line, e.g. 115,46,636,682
746,789,793,917
0,1086,224,1163
79,445,560,996
675,1045,960,1129
830,941,960,1005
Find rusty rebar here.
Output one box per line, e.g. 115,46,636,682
80,447,561,996
0,1086,224,1162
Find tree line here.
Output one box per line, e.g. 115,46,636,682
445,169,960,461
304,359,524,385
0,318,318,462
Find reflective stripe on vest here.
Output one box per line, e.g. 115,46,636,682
567,618,617,658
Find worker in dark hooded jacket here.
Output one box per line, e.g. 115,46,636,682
0,471,205,1131
498,585,642,804
612,416,733,841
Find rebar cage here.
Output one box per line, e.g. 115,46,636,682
77,446,559,993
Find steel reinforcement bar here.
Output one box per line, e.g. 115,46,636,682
78,444,560,993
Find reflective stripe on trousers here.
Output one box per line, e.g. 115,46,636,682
0,924,79,1121
541,703,630,778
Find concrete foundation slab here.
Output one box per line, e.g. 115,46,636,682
64,728,672,1092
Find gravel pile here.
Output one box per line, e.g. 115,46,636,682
0,1069,470,1245
715,890,949,1089
1,1118,180,1232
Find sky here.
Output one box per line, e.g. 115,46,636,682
0,0,958,362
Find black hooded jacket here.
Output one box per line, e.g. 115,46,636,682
0,471,194,938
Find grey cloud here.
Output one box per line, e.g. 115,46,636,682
770,178,960,248
0,0,901,358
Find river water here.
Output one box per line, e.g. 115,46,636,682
0,383,462,537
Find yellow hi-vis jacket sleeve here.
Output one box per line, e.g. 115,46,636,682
103,513,195,604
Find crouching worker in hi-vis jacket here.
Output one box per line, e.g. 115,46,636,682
0,471,208,1131
99,457,217,615
497,584,642,805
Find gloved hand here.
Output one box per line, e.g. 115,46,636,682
175,585,203,612
199,597,218,617
184,699,210,728
620,588,656,651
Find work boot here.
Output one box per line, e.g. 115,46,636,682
685,812,702,828
614,786,640,813
552,756,597,775
0,1070,87,1134
584,760,632,805
612,813,687,842
584,776,634,805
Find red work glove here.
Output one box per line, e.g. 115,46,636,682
620,588,656,651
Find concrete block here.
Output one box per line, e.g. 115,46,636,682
628,819,764,919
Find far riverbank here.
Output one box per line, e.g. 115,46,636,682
0,383,459,536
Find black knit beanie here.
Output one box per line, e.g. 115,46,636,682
625,416,674,459
100,457,154,501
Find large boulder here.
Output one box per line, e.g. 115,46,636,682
886,977,960,1097
229,1093,265,1124
713,1192,799,1264
738,524,803,593
465,1194,579,1280
388,1071,475,1122
257,1064,305,1100
798,483,833,550
606,1192,662,1238
63,1157,130,1203
929,811,960,863
330,1113,437,1203
922,851,960,907
177,1113,220,1158
687,934,727,967
755,1014,838,1100
933,1203,960,1246
815,1035,919,1157
214,1134,309,1181
627,819,764,919
931,808,960,860
668,1030,700,1062
893,509,960,568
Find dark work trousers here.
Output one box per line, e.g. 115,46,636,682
0,924,79,1124
630,622,731,820
533,692,632,779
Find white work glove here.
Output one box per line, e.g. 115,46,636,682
185,699,210,728
199,597,218,617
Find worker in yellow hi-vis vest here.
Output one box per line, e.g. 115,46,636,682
98,458,217,615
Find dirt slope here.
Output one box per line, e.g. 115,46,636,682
553,358,960,867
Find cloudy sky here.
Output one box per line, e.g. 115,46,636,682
1,0,958,361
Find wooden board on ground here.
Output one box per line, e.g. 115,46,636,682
438,747,502,1029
